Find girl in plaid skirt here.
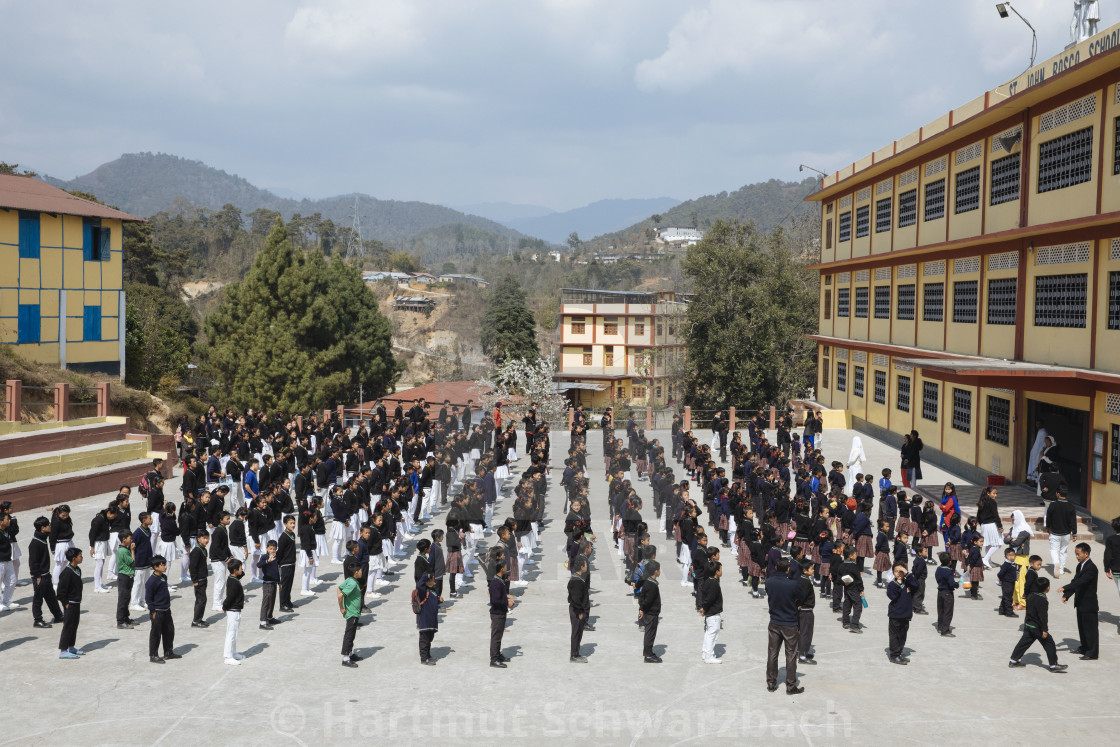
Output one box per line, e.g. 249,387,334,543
966,537,984,600
872,520,893,587
946,514,964,573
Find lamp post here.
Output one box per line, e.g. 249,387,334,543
996,3,1037,70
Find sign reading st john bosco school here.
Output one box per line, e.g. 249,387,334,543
1005,22,1120,96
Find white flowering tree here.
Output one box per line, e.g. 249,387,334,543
476,357,568,428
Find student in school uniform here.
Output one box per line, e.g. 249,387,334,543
229,509,250,585
796,559,817,666
55,547,85,659
115,531,136,629
934,552,958,636
277,515,297,612
700,561,724,664
209,512,232,611
1008,578,1068,672
338,561,363,668
1024,555,1043,598
910,545,930,615
222,559,246,666
997,548,1020,617
258,540,280,630
130,513,156,611
189,532,210,628
415,573,441,665
297,513,318,597
87,503,118,594
838,547,865,632
885,563,920,665
872,520,892,588
429,530,447,600
489,561,515,668
49,505,76,588
966,537,985,600
568,557,590,662
637,561,662,663
145,555,180,664
29,517,64,627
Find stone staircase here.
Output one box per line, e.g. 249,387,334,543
913,483,1096,540
0,417,174,512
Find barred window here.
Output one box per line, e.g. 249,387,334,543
923,282,944,322
1112,424,1120,483
839,212,852,242
1037,126,1093,194
1109,272,1120,330
897,375,911,413
952,280,978,324
922,381,939,422
855,287,869,318
898,189,917,227
987,278,1017,325
1115,117,1120,175
986,395,1010,446
951,388,971,433
874,285,891,319
1034,273,1087,328
821,357,830,389
991,153,1021,205
897,284,916,320
837,362,847,392
853,365,865,398
924,179,946,221
855,205,870,238
826,218,833,250
873,369,886,404
876,197,892,233
954,166,981,214
837,288,850,317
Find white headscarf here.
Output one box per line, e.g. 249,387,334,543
1011,509,1033,537
848,436,867,466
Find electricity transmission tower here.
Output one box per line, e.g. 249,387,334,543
346,196,365,260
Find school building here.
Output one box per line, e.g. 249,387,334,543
0,174,140,377
806,22,1120,519
553,288,687,409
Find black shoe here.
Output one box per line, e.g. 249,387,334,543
341,659,358,668
165,652,182,660
33,620,53,629
914,609,929,615
279,606,294,613
1072,648,1084,655
849,626,863,634
191,621,208,628
583,624,596,632
890,656,908,665
117,623,134,630
842,623,850,629
490,660,507,668
1050,664,1069,672
349,653,363,662
259,624,274,631
570,655,588,663
972,594,983,601
798,656,817,665
767,683,778,692
644,655,662,663
422,658,437,666
150,656,165,664
1008,660,1026,668
1079,655,1098,660
267,618,282,625
786,685,805,695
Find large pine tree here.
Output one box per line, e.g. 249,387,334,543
204,219,400,412
480,273,539,365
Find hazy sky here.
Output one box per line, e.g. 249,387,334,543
0,0,1090,210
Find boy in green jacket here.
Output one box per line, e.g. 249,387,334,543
116,532,135,629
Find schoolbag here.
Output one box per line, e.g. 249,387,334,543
631,559,648,588
410,588,427,615
139,470,154,497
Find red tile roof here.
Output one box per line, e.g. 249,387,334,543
0,175,142,222
348,381,492,413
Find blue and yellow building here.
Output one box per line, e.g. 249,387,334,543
0,174,139,377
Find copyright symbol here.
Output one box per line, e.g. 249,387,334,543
271,703,306,736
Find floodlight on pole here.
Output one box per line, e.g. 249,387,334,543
996,2,1037,70
799,164,827,178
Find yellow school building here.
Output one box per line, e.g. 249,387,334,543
0,174,139,377
554,288,687,409
808,22,1120,520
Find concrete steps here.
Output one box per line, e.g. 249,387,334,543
0,439,152,485
0,418,132,459
913,483,1096,540
0,458,158,512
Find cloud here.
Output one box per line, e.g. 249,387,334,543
284,0,427,65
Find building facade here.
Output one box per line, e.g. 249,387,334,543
808,22,1120,518
0,175,139,377
554,288,686,408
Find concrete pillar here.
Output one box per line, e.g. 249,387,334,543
323,409,331,423
769,405,776,430
729,406,736,433
683,406,691,431
645,406,652,431
54,383,70,422
5,380,21,422
96,382,111,417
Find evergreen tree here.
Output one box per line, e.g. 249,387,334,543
681,220,817,409
124,282,197,393
204,219,400,412
480,273,539,365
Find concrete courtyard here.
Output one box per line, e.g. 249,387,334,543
1,427,1117,745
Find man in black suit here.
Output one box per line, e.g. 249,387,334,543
1059,542,1099,660
765,558,804,694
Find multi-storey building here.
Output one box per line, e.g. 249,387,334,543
0,175,139,377
808,22,1120,517
554,288,687,408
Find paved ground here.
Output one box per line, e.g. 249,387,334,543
1,427,1118,745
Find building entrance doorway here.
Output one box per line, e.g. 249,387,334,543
1026,400,1087,507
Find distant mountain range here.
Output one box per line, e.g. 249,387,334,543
43,152,525,245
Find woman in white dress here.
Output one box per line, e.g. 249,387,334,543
846,436,868,488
